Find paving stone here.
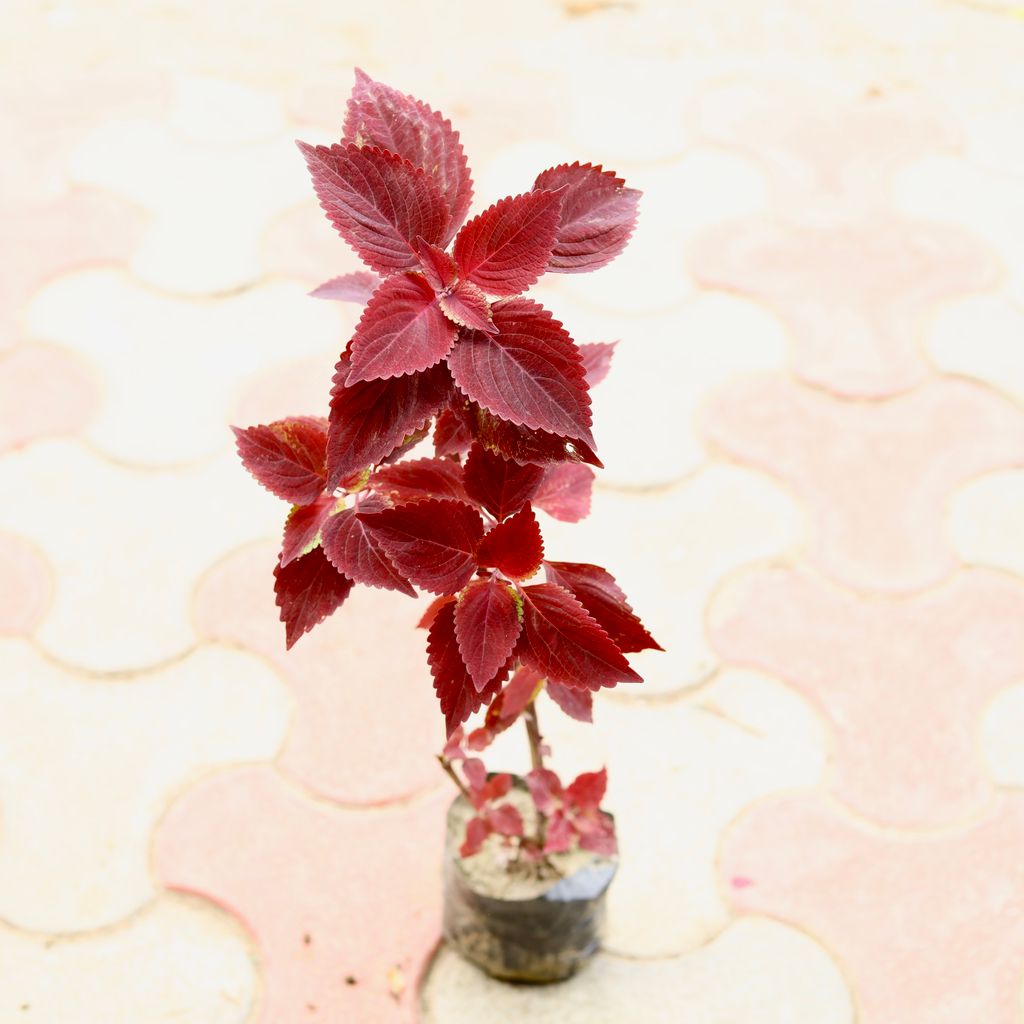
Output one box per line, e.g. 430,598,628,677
711,565,1024,827
69,118,312,294
539,464,804,695
950,469,1024,577
0,441,282,672
0,192,144,352
261,200,367,285
0,895,256,1024
0,639,289,931
983,682,1024,787
695,78,959,222
194,541,442,805
420,917,853,1024
700,373,1024,592
0,343,98,452
721,792,1024,1024
231,349,340,429
167,74,285,144
689,217,998,397
0,533,52,636
155,765,448,1024
27,270,354,466
965,107,1024,177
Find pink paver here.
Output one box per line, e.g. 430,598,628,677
194,542,443,805
1,191,144,352
0,345,98,452
710,566,1024,827
700,373,1024,592
721,792,1024,1024
689,217,997,397
261,201,367,285
155,765,446,1024
694,80,959,221
0,534,52,635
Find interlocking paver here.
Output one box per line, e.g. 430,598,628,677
950,469,1024,577
0,533,52,636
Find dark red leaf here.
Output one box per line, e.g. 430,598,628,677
433,406,475,458
281,495,340,567
309,271,381,304
579,341,617,387
346,272,456,383
321,495,416,596
469,665,544,750
546,680,593,723
471,404,602,468
534,162,640,273
520,582,641,690
417,594,455,630
566,767,607,811
439,281,496,334
544,561,661,654
273,546,354,649
372,457,467,504
379,423,431,465
486,803,524,838
326,357,451,488
454,577,523,690
577,812,617,856
447,298,594,445
544,811,576,854
359,497,484,595
532,464,594,523
297,142,449,274
414,239,459,291
460,816,492,857
343,69,473,240
463,443,544,521
525,768,563,815
233,417,328,506
480,773,513,804
427,601,508,735
452,191,564,296
476,504,544,580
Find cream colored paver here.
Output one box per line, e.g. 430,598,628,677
539,464,804,695
0,895,256,1023
480,669,827,957
949,469,1024,578
421,917,852,1024
168,74,285,144
983,684,1024,787
27,270,354,466
69,115,315,295
0,441,282,671
0,639,289,931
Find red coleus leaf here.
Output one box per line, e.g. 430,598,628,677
476,504,544,580
471,405,602,468
544,561,661,654
438,280,496,334
433,406,475,458
546,680,593,723
346,272,456,383
577,812,617,856
453,191,564,296
321,495,416,596
281,494,339,567
525,768,563,816
532,464,594,523
463,443,544,521
414,239,459,292
447,298,594,446
417,594,454,631
519,582,641,690
309,271,381,304
460,816,491,858
544,811,577,854
454,577,523,691
479,772,513,805
326,357,451,488
579,341,616,387
566,767,607,811
534,162,640,273
468,665,544,750
486,802,524,838
298,142,449,274
233,417,328,506
343,69,472,240
427,600,509,735
371,457,467,504
359,497,484,595
273,546,354,649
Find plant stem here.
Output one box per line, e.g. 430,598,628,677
436,755,472,804
524,700,544,772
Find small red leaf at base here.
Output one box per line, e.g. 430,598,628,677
459,816,491,857
233,417,328,506
566,767,607,811
454,577,523,690
273,546,354,649
476,504,544,581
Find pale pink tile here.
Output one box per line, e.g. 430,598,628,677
0,345,98,451
695,79,959,221
0,535,52,636
710,566,1024,827
0,191,144,352
700,373,1024,592
155,766,446,1024
721,792,1024,1024
194,542,442,805
689,217,997,397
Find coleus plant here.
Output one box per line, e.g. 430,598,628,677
233,70,659,862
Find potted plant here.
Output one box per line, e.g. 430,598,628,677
233,70,659,983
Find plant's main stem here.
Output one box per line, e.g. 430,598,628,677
437,754,472,804
524,700,544,772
